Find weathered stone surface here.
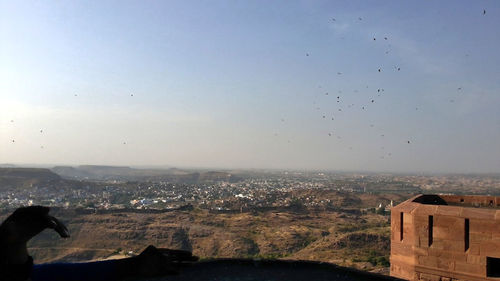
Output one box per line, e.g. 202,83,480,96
391,194,500,281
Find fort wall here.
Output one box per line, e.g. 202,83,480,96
390,194,500,281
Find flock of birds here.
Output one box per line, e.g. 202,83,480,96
8,93,135,149
276,9,488,160
6,8,489,163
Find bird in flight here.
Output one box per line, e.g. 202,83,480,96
483,9,486,15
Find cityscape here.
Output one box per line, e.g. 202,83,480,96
1,166,499,211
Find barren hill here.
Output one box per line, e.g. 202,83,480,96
6,206,394,272
51,165,238,183
0,168,61,190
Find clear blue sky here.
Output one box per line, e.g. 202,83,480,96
1,0,499,173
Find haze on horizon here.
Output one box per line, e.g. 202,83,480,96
1,1,500,173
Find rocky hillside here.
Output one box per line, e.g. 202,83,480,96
7,207,393,273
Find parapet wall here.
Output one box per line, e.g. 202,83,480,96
150,259,404,281
390,194,500,281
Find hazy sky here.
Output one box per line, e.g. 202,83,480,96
1,1,500,173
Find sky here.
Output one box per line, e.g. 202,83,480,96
1,0,500,173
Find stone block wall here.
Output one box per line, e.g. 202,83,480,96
390,195,500,281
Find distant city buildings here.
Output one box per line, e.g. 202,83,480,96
0,171,499,213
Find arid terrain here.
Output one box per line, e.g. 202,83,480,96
2,166,497,274
0,191,410,274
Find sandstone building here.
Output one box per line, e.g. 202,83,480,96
390,194,500,281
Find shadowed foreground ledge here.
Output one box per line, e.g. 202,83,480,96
136,259,403,281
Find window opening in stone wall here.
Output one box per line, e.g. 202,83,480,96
487,257,500,277
428,215,433,247
464,218,469,251
400,212,404,241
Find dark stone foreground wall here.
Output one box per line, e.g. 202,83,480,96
138,259,403,281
